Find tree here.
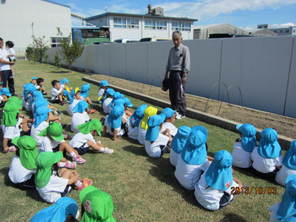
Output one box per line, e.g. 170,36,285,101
60,36,84,68
25,36,48,63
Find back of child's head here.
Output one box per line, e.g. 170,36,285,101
5,41,14,48
37,78,44,85
51,80,59,87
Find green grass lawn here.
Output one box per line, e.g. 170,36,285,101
0,60,283,222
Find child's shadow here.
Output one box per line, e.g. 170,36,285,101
122,145,146,157
220,213,249,222
0,167,43,203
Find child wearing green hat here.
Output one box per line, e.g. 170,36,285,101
35,151,91,203
79,185,116,222
8,136,38,187
70,119,113,155
2,96,31,153
38,122,86,164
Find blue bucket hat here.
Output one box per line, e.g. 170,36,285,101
282,141,296,170
172,126,192,153
60,78,69,85
80,84,90,98
0,88,11,97
72,100,89,113
99,80,109,87
130,104,148,128
32,77,38,80
257,128,281,159
34,106,52,128
123,97,133,108
145,115,165,142
181,126,208,165
161,108,176,119
236,123,257,153
106,88,115,97
205,150,233,191
107,105,124,129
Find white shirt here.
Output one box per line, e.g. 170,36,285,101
161,122,178,137
103,98,112,114
194,169,239,211
71,112,90,132
39,136,65,152
37,174,69,203
137,128,147,145
275,165,296,186
70,132,95,148
170,149,180,167
98,88,105,97
251,148,282,174
144,133,169,158
67,99,80,116
232,142,254,168
126,118,138,140
0,48,11,71
175,158,208,190
51,87,63,100
8,156,35,184
30,121,49,146
3,118,23,139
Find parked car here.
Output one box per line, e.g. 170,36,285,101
114,39,137,43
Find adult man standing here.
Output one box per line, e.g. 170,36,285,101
0,37,15,95
163,31,191,119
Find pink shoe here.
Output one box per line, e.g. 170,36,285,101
74,156,86,164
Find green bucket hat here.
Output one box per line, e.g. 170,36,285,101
39,122,64,142
2,97,22,126
35,151,63,188
79,186,116,222
77,119,102,136
12,136,38,170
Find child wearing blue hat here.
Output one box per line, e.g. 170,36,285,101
104,105,125,141
103,88,115,114
276,141,296,186
122,97,134,123
71,100,91,133
67,90,82,116
194,150,242,211
98,80,109,102
30,197,78,222
127,104,148,140
0,87,11,105
251,128,282,174
170,126,191,167
22,83,37,111
269,175,296,222
144,114,171,158
80,83,92,105
175,126,210,190
51,80,65,105
160,107,178,137
232,123,257,168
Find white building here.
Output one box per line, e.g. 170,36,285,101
85,6,197,41
257,24,296,36
0,0,72,56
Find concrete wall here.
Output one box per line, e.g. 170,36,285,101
47,36,296,118
0,0,71,56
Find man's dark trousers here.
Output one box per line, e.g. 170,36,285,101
1,70,15,95
168,70,187,116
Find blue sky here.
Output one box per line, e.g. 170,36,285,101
55,0,296,29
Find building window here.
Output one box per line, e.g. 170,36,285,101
51,37,68,48
172,22,191,31
114,17,139,29
144,19,167,30
1,0,6,4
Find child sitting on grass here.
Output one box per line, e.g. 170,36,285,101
276,141,296,186
80,83,92,105
23,83,37,111
269,175,296,222
127,104,148,140
70,119,113,155
251,128,282,175
36,78,47,95
138,106,158,145
71,100,91,133
67,90,82,116
170,126,191,167
35,151,91,203
30,197,79,222
38,122,86,164
144,114,171,158
104,105,125,141
232,123,257,168
103,88,115,114
175,126,209,190
8,136,38,188
51,80,65,105
122,97,134,123
97,80,109,103
194,150,242,211
79,185,117,222
0,87,11,105
160,107,178,137
2,96,31,153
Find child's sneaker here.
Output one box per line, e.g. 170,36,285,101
74,156,86,164
101,147,114,154
65,161,77,169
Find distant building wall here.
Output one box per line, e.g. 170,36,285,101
0,0,71,56
47,36,296,118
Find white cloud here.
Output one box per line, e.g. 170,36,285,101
158,0,296,20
